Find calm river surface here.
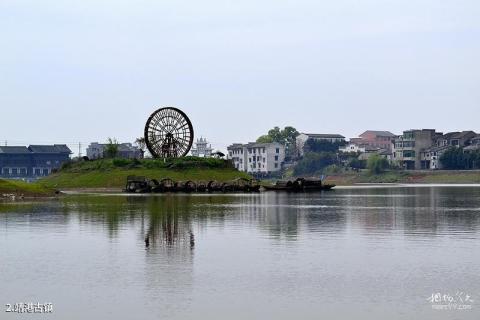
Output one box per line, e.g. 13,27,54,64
1,185,480,320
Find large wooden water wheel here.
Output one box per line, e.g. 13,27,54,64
144,107,194,158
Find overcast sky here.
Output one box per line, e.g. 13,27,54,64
1,0,479,154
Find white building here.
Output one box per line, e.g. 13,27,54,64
296,133,345,156
191,137,213,157
86,142,143,160
227,142,285,174
339,143,366,153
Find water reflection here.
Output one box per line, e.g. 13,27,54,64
1,186,480,320
2,187,480,242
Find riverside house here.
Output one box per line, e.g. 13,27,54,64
0,145,72,178
227,142,285,175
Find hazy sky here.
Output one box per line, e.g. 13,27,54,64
1,0,479,154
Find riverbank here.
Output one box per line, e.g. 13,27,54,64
324,170,480,185
39,158,251,189
0,179,56,198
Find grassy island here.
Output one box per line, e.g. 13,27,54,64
0,179,55,197
39,157,251,190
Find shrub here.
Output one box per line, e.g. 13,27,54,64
367,154,389,174
293,152,336,176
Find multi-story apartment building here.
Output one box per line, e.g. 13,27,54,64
227,144,246,172
350,130,396,151
436,131,476,148
392,129,442,170
227,142,285,174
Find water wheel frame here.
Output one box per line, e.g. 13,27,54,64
144,107,194,158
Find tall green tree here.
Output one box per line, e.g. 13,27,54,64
135,137,146,151
256,135,274,143
256,126,299,159
104,137,119,158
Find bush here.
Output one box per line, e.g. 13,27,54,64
367,154,389,174
112,158,131,167
293,152,336,176
348,158,366,169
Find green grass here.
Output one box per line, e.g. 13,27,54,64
324,170,480,185
39,158,252,189
355,171,410,183
418,171,480,184
0,179,55,196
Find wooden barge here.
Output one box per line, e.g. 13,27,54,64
263,178,335,192
124,176,261,194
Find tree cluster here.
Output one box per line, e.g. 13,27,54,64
440,148,480,170
293,152,336,176
256,126,299,159
304,139,346,153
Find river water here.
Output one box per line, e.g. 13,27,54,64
1,185,480,320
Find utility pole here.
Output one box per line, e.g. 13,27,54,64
78,142,82,158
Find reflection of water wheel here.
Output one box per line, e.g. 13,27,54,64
144,107,194,158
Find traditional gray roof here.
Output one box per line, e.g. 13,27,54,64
245,142,282,148
0,146,30,153
422,145,450,153
359,130,396,137
452,131,476,139
303,133,345,139
28,145,72,154
227,143,244,149
464,145,480,151
377,149,392,155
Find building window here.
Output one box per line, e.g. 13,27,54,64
275,155,279,161
403,150,415,158
276,148,279,153
249,158,252,163
274,163,278,168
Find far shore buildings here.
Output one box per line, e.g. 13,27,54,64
86,142,143,160
227,142,285,175
0,145,72,178
190,137,213,157
350,130,396,151
296,133,345,156
393,129,478,170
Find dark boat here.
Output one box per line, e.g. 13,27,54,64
263,178,335,192
124,176,152,193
